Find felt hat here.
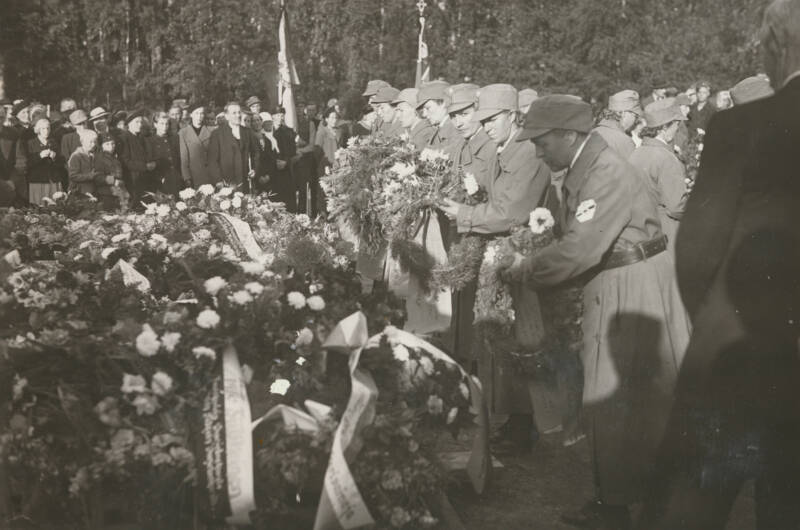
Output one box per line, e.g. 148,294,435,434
362,80,390,97
69,109,89,126
473,84,518,122
124,108,144,125
88,107,110,122
517,95,593,141
446,83,480,114
392,88,419,107
518,88,539,110
730,75,774,105
608,89,643,115
643,98,687,128
416,80,452,109
245,96,261,107
372,86,401,104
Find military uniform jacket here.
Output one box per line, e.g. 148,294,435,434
377,117,404,139
456,128,550,234
428,116,462,153
408,119,435,150
452,128,494,184
592,119,635,159
521,133,663,288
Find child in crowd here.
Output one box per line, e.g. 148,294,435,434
94,133,127,210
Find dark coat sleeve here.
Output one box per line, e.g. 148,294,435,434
207,129,222,182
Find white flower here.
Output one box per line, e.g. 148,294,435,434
245,282,264,295
51,191,66,200
483,244,498,265
346,136,358,147
241,364,254,384
307,295,325,311
446,407,459,425
296,214,311,227
309,282,323,294
389,161,416,179
144,203,157,215
196,308,221,329
419,148,449,162
217,186,234,197
270,378,291,395
295,327,314,346
198,184,214,196
334,147,346,160
234,191,244,198
529,207,555,235
286,291,306,309
195,229,211,241
111,233,130,243
191,212,209,224
132,394,158,415
156,204,171,217
151,371,173,396
427,394,444,415
419,355,435,376
135,324,161,357
12,375,27,401
120,222,133,233
101,247,118,260
459,381,470,400
231,290,253,305
160,332,181,353
204,276,227,296
296,356,307,366
148,233,168,249
240,261,265,275
219,199,231,211
79,240,93,249
231,196,242,209
392,344,410,362
463,172,479,195
179,188,196,200
121,373,147,394
175,201,187,212
192,346,217,360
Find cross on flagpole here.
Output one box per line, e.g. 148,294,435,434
415,0,430,88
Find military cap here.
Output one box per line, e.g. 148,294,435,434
362,80,390,97
124,108,145,125
643,98,686,129
518,88,539,110
88,107,110,122
446,83,480,114
416,80,451,109
517,95,593,142
69,109,88,126
392,88,419,107
608,89,643,115
473,84,518,122
730,75,774,105
372,86,401,104
245,96,261,107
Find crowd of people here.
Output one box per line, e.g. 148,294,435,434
2,0,799,526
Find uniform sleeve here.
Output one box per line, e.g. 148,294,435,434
521,161,632,288
658,154,688,220
456,158,549,235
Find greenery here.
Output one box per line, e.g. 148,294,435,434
1,0,766,115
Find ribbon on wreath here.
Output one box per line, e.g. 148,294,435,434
211,212,271,263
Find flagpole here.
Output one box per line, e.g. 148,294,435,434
415,0,428,88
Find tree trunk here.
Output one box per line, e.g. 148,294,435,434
0,52,6,101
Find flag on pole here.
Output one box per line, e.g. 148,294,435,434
278,0,299,130
415,1,430,88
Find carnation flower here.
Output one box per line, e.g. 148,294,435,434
196,308,221,329
203,276,227,296
245,282,264,295
389,161,416,178
178,188,196,200
296,214,311,227
191,212,209,224
231,196,242,208
132,394,159,415
307,295,326,311
135,324,161,357
295,327,314,346
217,186,234,197
463,172,479,195
240,261,265,275
120,222,133,233
156,204,171,217
94,397,121,426
159,331,181,353
427,394,444,415
286,291,306,309
121,373,147,394
241,364,254,384
219,199,231,211
231,290,253,305
151,371,173,396
175,201,187,211
198,184,214,195
447,407,459,425
270,378,291,395
529,207,555,235
192,346,217,360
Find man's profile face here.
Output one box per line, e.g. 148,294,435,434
378,103,395,123
533,130,574,172
451,105,479,138
397,102,417,129
481,111,513,145
422,100,447,125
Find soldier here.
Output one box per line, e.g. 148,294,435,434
593,89,641,159
416,80,461,151
371,86,404,139
501,95,691,529
392,88,435,149
361,79,390,133
638,1,800,527
440,84,552,454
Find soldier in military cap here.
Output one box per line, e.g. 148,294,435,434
392,88,434,149
593,89,641,159
501,95,690,529
371,86,404,139
416,80,461,151
362,79,390,133
440,83,551,454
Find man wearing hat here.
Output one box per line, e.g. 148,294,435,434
629,99,689,254
88,107,111,135
372,86,403,139
501,95,690,529
440,83,552,454
392,88,434,150
362,79,390,133
638,1,800,527
119,109,158,206
593,89,641,159
245,96,262,116
730,74,775,105
518,88,539,116
178,103,214,187
60,109,90,162
207,102,260,192
417,80,461,151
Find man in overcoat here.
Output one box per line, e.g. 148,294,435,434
178,104,214,187
207,102,259,191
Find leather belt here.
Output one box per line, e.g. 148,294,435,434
603,235,667,270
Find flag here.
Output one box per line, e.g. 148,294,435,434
278,0,299,130
414,13,430,88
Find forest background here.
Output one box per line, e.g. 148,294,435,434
0,0,766,117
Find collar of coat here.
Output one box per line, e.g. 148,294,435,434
640,136,673,152
468,127,493,155
564,132,608,199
